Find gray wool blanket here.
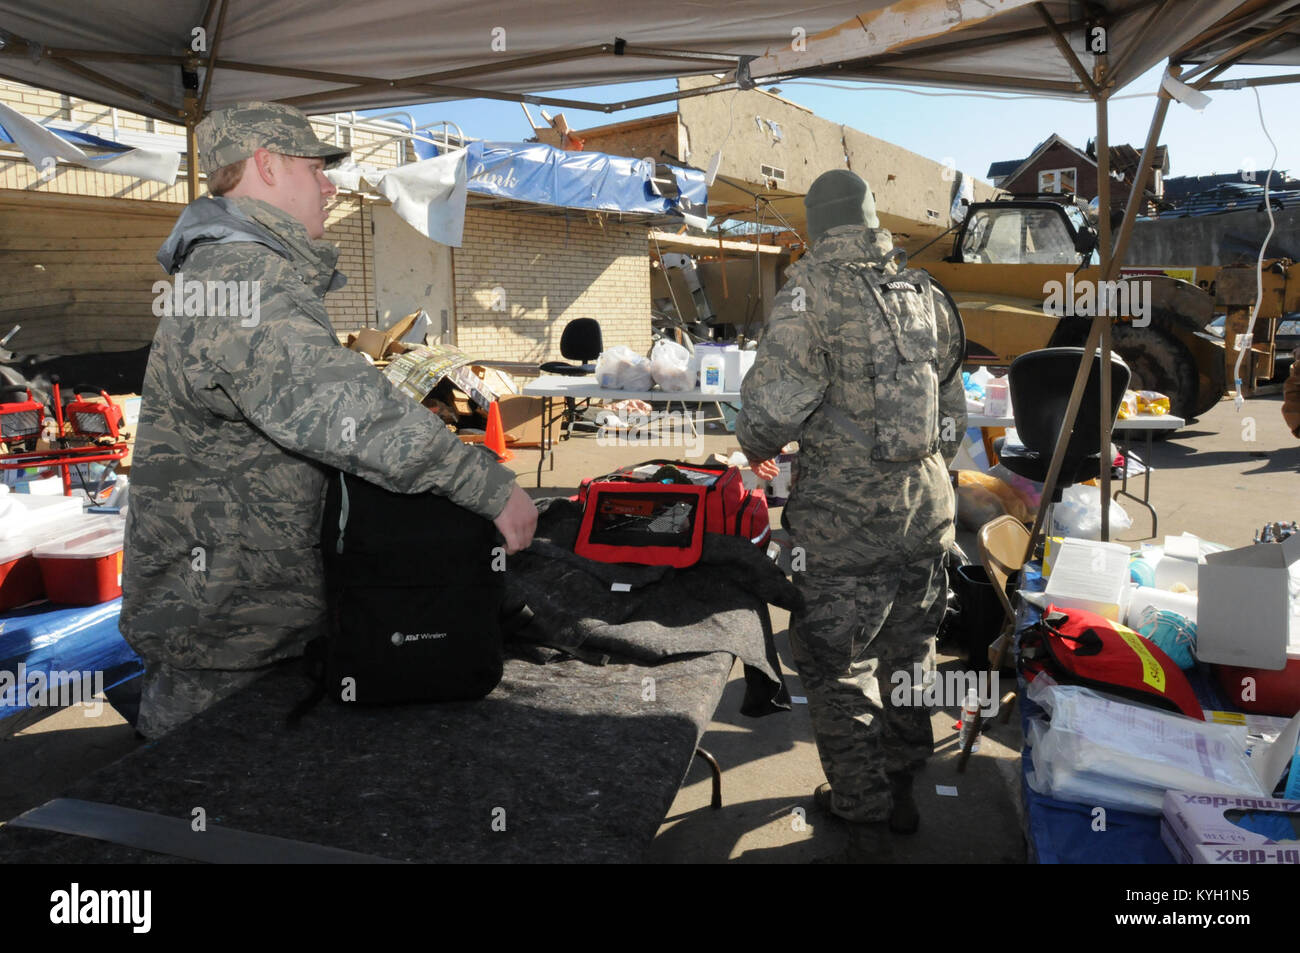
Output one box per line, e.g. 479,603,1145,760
504,498,800,717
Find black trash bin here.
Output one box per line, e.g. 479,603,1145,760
951,564,1004,670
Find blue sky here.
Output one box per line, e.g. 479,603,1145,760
366,62,1298,190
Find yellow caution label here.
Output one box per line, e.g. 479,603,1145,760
1118,627,1166,692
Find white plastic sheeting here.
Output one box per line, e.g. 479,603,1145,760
0,102,180,184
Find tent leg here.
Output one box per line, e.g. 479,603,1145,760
1107,68,1177,278
1022,313,1108,564
1096,77,1113,541
1022,66,1177,563
186,117,199,202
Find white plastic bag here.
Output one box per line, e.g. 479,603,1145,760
594,345,653,391
1050,483,1132,540
649,339,694,392
1025,679,1270,815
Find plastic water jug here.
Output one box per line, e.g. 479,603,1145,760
699,352,726,394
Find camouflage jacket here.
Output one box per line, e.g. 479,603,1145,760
121,196,515,671
737,225,966,571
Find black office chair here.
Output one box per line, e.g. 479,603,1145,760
539,318,603,376
538,318,605,438
994,347,1131,504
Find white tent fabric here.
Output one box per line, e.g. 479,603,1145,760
753,0,1296,96
328,150,469,247
0,1,890,121
4,1,1294,126
0,102,180,183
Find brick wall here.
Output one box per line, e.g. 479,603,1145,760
2,80,653,356
323,197,375,333
0,80,401,335
453,207,651,362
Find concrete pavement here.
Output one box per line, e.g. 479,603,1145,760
3,386,1295,863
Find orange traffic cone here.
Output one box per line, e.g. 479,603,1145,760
484,400,514,462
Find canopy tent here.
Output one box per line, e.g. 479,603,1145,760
3,0,1299,543
2,2,1296,123
0,1,896,123
747,0,1300,96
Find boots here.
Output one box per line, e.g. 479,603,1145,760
812,776,920,834
812,782,834,814
812,821,895,864
888,771,920,835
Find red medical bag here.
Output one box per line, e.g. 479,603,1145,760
575,460,771,567
1019,604,1204,720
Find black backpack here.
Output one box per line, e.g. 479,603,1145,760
312,470,514,706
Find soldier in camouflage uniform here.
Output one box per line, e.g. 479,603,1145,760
737,169,965,861
121,102,537,738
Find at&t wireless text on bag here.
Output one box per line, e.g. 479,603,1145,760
319,472,506,704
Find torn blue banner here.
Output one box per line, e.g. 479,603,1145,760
442,140,707,223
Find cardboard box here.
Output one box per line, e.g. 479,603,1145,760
1043,538,1132,620
348,311,422,361
1197,534,1300,670
1162,790,1300,864
106,393,140,473
496,395,558,448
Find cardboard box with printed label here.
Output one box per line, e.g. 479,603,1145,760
1161,790,1300,864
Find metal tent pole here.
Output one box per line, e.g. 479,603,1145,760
1095,56,1113,542
185,107,200,201
1022,64,1176,564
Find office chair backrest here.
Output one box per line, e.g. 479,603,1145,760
559,318,603,362
1007,347,1130,464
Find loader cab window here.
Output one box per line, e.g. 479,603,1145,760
959,206,1080,265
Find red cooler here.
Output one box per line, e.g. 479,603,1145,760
0,497,89,610
32,517,126,606
0,536,45,610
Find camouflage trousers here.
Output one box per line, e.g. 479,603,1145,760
135,662,270,739
789,555,945,823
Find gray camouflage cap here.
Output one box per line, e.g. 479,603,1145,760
195,101,350,174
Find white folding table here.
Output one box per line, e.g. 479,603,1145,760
521,375,741,485
965,411,1185,536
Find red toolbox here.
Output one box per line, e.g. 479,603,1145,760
32,517,126,606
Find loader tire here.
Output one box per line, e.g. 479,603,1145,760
1109,323,1197,427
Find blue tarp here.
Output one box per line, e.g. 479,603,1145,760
1015,563,1260,863
417,138,707,221
0,598,142,734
